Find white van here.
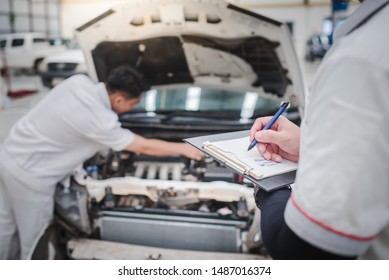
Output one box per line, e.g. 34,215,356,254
0,32,67,72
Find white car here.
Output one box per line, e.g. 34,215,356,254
32,0,306,260
38,44,87,88
0,32,66,72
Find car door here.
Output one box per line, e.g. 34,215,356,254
6,36,28,68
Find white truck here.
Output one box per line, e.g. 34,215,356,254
0,32,67,72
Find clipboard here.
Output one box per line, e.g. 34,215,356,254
184,130,297,192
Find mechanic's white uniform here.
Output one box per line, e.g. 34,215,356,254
285,1,389,259
0,75,133,259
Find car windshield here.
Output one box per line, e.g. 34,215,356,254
134,86,280,119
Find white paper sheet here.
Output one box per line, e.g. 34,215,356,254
206,136,298,178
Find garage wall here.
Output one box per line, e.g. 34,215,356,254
0,0,61,38
59,0,358,58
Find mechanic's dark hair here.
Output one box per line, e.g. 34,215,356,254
106,65,150,99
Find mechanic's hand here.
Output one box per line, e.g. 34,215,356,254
249,115,300,163
180,143,204,161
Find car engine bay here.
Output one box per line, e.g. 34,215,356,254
50,149,265,259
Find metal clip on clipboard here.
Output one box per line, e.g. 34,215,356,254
202,141,263,180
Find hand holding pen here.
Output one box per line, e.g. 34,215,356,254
248,102,301,163
248,102,289,151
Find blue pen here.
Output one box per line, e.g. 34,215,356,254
247,101,289,151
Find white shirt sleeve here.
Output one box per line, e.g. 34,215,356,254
83,114,133,151
77,106,134,151
285,46,389,257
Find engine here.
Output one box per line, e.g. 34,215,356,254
53,149,263,259
84,150,239,183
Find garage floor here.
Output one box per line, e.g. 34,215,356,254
0,60,321,143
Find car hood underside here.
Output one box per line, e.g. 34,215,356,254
76,0,305,106
92,35,290,97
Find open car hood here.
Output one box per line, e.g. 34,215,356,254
76,0,305,109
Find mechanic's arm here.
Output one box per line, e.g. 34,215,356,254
255,187,356,259
124,134,204,160
251,116,356,259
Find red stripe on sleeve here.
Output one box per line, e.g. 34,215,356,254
290,194,377,241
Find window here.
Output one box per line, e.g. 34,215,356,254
33,38,47,44
0,39,6,49
135,87,280,115
11,38,24,47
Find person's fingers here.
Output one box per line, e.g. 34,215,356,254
257,143,268,157
191,153,201,161
258,143,272,160
254,129,282,146
183,144,204,160
249,116,274,141
257,143,282,162
196,151,205,160
192,150,204,161
270,153,282,163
